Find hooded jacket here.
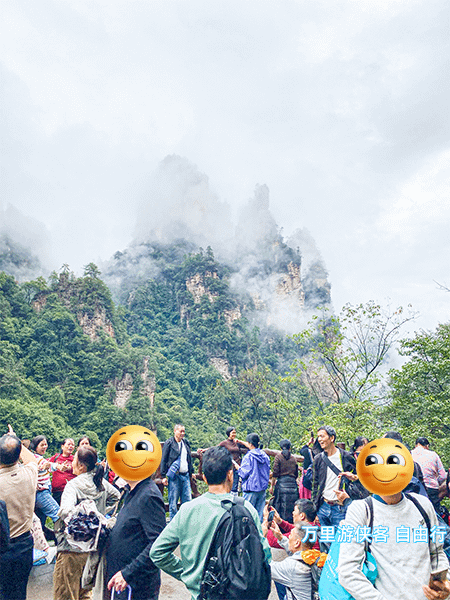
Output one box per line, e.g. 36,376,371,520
238,448,270,492
55,471,120,552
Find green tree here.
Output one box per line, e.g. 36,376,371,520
83,263,101,279
281,396,388,452
388,323,450,462
207,366,285,447
291,302,416,409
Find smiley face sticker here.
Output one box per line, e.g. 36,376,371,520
356,438,414,495
106,425,162,481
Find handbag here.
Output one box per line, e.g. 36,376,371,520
82,489,125,593
339,475,370,500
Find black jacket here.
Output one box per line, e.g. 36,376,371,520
105,478,166,599
160,437,193,477
0,500,9,553
312,448,356,510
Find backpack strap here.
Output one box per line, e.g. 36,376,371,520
220,495,245,512
364,496,374,552
404,493,436,569
286,555,322,600
322,453,342,477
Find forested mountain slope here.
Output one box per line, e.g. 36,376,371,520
0,239,330,453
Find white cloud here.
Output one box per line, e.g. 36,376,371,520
377,150,450,244
0,0,449,333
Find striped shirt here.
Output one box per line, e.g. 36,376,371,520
34,454,57,491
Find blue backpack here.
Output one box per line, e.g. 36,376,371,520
318,497,377,600
302,449,314,491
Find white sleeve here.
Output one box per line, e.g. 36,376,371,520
279,535,290,553
270,558,296,587
58,480,79,519
415,494,449,575
337,501,387,600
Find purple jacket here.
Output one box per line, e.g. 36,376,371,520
238,449,270,492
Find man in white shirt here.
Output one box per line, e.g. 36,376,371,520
339,490,450,599
311,425,356,550
339,439,450,600
160,424,194,520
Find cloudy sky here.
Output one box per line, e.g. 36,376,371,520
1,0,449,334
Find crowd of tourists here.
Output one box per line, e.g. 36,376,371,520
1,422,450,600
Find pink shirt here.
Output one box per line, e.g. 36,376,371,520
411,445,446,489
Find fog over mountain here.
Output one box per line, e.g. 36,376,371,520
0,205,48,280
100,155,331,334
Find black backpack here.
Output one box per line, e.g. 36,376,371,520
200,496,271,600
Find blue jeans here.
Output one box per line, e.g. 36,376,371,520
317,501,347,552
35,488,59,525
243,490,266,522
168,472,192,521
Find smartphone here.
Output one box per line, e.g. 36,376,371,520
268,510,275,525
432,572,447,582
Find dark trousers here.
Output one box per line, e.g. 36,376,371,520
426,486,441,511
231,467,239,493
0,531,33,600
52,490,63,505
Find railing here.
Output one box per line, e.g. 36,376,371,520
152,447,305,500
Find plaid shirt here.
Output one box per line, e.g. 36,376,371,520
411,445,446,490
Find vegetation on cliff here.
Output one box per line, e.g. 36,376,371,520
1,245,446,463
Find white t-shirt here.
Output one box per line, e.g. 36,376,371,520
338,493,449,600
178,440,188,473
323,449,342,501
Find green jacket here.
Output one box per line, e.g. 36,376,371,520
150,492,271,600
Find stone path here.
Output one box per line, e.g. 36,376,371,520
27,549,285,599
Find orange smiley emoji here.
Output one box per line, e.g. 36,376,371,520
106,425,162,481
356,438,414,495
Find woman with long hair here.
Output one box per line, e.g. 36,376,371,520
53,446,120,600
77,436,93,449
271,439,300,523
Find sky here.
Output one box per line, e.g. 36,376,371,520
0,0,449,335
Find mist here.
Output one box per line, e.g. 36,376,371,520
0,0,449,334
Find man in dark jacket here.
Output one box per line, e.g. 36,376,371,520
160,424,193,521
106,475,166,600
312,425,356,550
